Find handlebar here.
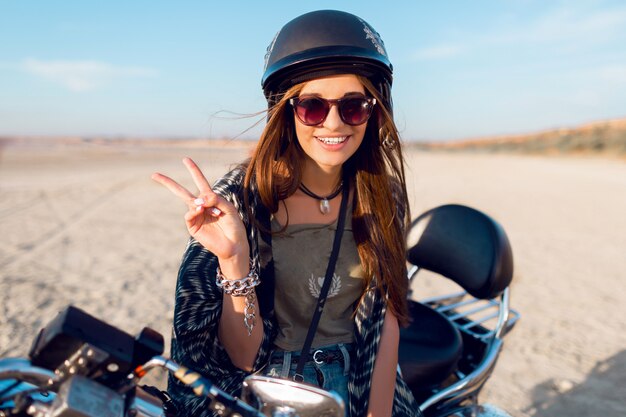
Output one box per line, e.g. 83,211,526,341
0,356,263,417
137,356,263,417
0,359,57,389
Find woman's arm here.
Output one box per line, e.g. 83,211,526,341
153,159,264,371
217,256,264,371
367,309,399,417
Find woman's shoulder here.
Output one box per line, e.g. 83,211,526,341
211,161,266,225
386,175,408,221
212,163,249,198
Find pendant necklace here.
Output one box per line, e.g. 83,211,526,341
299,181,343,214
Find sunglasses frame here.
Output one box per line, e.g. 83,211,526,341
289,95,377,126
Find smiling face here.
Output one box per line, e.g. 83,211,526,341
293,74,369,177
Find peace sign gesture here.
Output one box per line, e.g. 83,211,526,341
152,158,249,264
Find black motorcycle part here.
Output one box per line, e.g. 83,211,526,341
399,300,463,398
406,204,513,299
28,306,164,387
140,385,178,417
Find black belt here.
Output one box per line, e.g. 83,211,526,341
270,349,345,365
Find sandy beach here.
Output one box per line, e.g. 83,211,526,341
1,141,624,416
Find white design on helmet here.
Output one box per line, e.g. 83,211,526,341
360,19,387,56
264,29,281,69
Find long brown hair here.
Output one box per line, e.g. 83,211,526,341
244,76,411,326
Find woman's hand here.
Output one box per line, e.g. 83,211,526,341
152,158,249,263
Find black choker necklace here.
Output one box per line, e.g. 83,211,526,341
299,181,343,214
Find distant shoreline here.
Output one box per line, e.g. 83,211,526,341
0,136,256,150
2,116,625,158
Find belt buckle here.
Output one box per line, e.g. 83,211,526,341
312,349,325,364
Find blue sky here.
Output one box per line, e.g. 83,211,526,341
1,0,625,141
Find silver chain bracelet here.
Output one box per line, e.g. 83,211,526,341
216,260,260,296
216,260,260,335
244,293,256,336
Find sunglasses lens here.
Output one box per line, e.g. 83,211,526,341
296,98,328,125
340,98,371,125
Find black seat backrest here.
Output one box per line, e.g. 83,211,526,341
406,204,514,299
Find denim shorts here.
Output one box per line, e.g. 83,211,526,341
263,343,353,408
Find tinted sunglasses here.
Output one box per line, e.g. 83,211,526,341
289,95,377,126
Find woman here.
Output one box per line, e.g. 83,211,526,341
153,10,421,417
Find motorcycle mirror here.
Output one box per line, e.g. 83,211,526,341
133,327,164,365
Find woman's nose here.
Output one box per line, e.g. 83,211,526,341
323,104,343,129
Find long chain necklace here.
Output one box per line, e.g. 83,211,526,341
299,181,343,214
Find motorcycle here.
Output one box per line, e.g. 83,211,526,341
0,203,518,417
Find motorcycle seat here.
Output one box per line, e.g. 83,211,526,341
406,204,513,300
398,300,462,393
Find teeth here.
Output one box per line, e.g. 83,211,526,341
317,136,348,145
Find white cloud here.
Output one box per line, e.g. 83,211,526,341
565,65,626,106
597,65,626,84
481,5,626,47
21,59,157,92
522,7,626,44
411,5,626,62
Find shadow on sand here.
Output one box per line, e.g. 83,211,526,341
525,349,626,417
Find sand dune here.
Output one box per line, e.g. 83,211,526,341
1,140,624,416
412,117,626,157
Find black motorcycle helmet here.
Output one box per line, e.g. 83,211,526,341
262,10,393,110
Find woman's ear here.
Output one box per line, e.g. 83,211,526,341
378,123,396,151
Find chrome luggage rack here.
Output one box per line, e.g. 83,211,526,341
421,290,520,342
